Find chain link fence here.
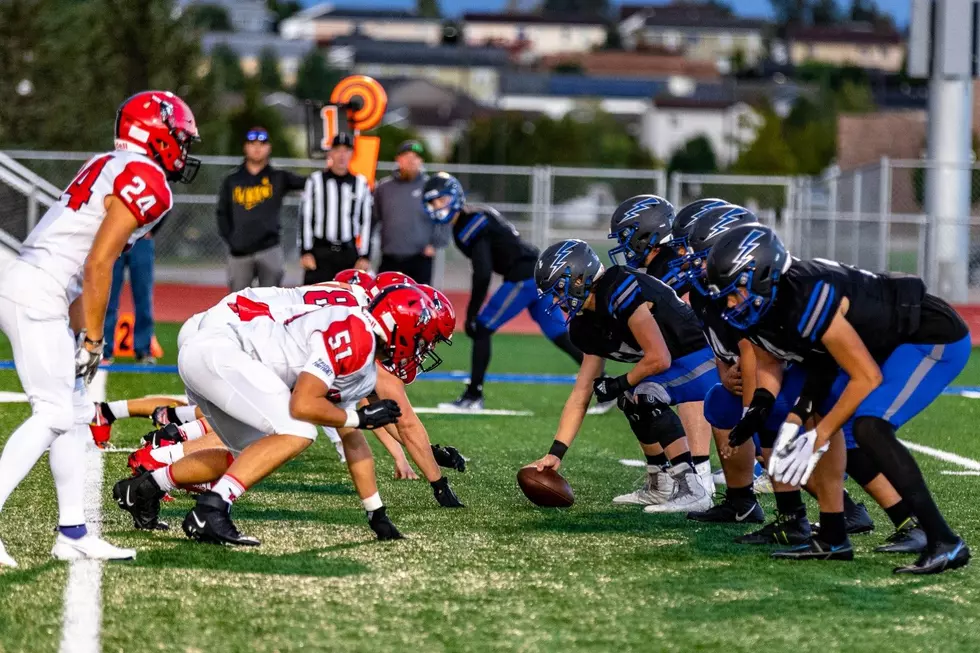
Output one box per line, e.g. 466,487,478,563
5,150,980,301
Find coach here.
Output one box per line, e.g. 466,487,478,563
216,126,306,291
300,133,372,283
374,140,449,284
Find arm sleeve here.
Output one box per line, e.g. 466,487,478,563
300,175,315,255
300,332,337,388
216,177,232,243
793,278,842,343
610,272,646,321
467,237,493,323
355,175,372,258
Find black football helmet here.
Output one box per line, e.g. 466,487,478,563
666,198,729,248
704,224,790,330
671,205,758,295
423,172,465,223
607,195,675,268
535,239,604,324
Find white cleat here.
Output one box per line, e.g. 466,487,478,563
695,460,715,498
334,440,347,464
753,470,774,495
613,467,673,506
586,400,617,415
644,463,712,514
0,538,18,568
51,534,136,562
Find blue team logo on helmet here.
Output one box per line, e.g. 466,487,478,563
607,195,674,269
704,225,787,330
535,239,603,325
423,172,465,224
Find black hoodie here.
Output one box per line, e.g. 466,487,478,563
216,163,306,256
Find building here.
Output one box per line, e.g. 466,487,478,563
643,96,761,166
786,24,905,72
619,3,768,70
280,4,442,45
178,0,272,33
327,35,512,105
539,50,720,80
462,12,607,56
201,32,316,87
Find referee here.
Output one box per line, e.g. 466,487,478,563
299,133,372,283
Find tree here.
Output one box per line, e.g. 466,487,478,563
731,109,798,175
257,47,283,92
185,3,232,31
226,81,296,158
668,136,718,175
810,0,840,25
208,43,247,93
365,123,434,163
417,0,442,19
293,50,342,102
541,0,610,16
769,0,807,27
267,0,301,28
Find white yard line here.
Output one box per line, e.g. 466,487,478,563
59,369,107,653
898,439,980,471
414,407,534,416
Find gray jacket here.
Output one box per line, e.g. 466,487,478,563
372,171,450,257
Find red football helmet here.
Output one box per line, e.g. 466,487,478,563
334,269,378,297
374,271,416,290
417,285,455,346
368,284,433,380
115,91,200,183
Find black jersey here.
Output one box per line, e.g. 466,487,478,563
752,258,968,365
452,204,538,282
689,291,741,365
644,247,692,297
568,266,706,363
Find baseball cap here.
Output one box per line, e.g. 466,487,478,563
331,133,354,149
397,140,424,157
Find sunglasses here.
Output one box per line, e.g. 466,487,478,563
246,131,269,143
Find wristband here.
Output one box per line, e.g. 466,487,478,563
548,440,569,460
344,408,360,428
84,336,102,346
789,396,815,423
749,388,776,413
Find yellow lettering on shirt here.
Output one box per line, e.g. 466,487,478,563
232,177,274,210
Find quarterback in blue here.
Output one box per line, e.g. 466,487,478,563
423,172,582,410
705,223,970,575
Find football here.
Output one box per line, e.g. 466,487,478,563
517,467,575,507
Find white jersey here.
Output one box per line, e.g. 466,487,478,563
228,303,379,407
13,149,172,306
195,283,370,332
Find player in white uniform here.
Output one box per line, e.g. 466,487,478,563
113,285,433,544
0,91,199,567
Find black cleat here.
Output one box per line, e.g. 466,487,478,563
182,492,260,546
735,510,811,545
367,506,404,541
771,536,855,561
113,473,169,531
687,497,764,523
875,517,928,554
894,539,971,575
143,423,185,449
845,501,875,534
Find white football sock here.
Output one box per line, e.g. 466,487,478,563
175,405,198,424
212,475,247,504
178,419,206,441
107,400,130,420
362,492,383,512
151,467,177,492
0,416,59,512
149,442,184,465
50,425,87,527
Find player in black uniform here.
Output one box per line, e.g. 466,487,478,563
422,172,583,410
528,239,717,513
706,224,969,574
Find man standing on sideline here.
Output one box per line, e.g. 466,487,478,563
102,223,162,364
300,133,372,283
374,141,448,284
217,126,306,291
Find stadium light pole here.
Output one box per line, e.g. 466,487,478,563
909,0,977,301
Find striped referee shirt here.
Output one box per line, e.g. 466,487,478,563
300,169,372,256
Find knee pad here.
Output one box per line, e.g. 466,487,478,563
852,416,893,449
846,446,881,487
703,383,741,430
624,401,684,447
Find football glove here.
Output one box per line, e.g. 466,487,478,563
151,405,181,427
768,422,829,487
431,477,464,508
357,400,401,430
728,388,776,448
143,423,186,449
431,444,466,472
593,374,631,404
74,331,103,384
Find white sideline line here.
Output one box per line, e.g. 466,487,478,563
899,439,980,471
414,407,533,416
59,369,107,653
941,471,980,476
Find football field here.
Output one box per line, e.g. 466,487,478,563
2,327,980,653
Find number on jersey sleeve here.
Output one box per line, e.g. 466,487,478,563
113,161,172,225
303,288,359,307
321,316,375,376
63,155,113,210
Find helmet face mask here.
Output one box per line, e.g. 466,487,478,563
535,239,603,325
607,195,674,268
115,91,201,184
423,173,464,224
368,285,434,380
704,224,787,330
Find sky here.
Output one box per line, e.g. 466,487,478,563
301,0,910,26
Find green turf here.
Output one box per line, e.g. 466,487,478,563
2,329,980,652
